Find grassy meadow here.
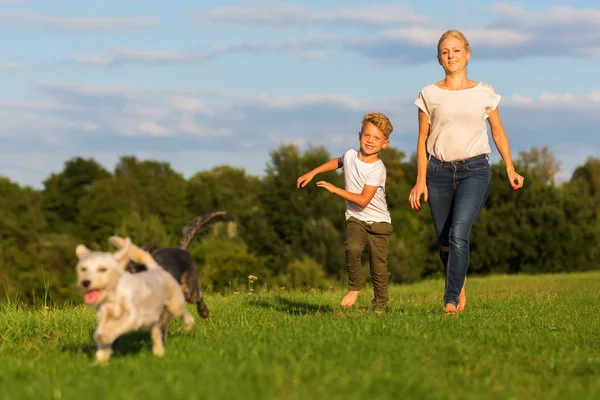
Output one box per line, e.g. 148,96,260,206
1,272,599,400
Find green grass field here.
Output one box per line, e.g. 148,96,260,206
1,272,599,400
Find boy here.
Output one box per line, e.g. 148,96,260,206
296,112,393,311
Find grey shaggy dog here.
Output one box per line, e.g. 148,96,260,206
118,211,235,319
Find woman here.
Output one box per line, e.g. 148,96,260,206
408,30,524,314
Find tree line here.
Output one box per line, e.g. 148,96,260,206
1,145,598,306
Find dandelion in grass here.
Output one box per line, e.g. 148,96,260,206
248,275,258,293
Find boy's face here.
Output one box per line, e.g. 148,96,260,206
359,122,389,156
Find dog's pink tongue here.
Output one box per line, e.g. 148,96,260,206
84,289,102,304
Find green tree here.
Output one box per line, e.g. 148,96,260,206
561,156,600,266
41,157,111,233
0,177,71,305
115,211,172,248
471,155,598,275
568,156,600,220
76,176,141,245
245,144,345,276
379,147,412,209
186,165,261,219
115,156,190,235
279,255,333,289
517,146,561,185
192,235,270,291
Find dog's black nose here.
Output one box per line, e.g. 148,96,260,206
81,279,91,288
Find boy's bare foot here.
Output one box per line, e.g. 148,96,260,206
457,277,467,312
341,290,360,307
444,303,458,314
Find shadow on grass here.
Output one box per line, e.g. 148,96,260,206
112,331,152,357
60,329,152,359
249,295,335,315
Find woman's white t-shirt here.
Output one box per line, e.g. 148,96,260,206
414,82,501,161
341,149,391,223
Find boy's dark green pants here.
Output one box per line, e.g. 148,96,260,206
344,216,393,308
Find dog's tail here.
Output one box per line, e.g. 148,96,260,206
179,211,235,251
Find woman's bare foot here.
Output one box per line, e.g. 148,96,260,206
341,290,360,307
444,303,458,314
457,277,467,312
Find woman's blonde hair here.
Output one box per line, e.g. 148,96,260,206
437,30,470,55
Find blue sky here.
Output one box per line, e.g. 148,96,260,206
1,0,599,188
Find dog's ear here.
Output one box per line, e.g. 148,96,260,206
128,245,147,264
109,236,127,249
114,237,131,270
75,244,91,259
128,245,161,269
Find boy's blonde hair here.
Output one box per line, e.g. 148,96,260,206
362,112,393,139
437,30,470,55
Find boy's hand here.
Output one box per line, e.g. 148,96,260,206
296,172,315,188
316,181,338,194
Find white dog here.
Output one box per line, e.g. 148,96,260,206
75,236,194,363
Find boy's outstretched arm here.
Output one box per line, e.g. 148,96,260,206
316,182,378,209
296,157,343,188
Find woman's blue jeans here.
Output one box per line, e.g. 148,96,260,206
426,154,491,307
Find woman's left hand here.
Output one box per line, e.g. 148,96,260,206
316,181,338,194
508,169,524,190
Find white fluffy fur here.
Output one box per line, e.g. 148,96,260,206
75,236,194,363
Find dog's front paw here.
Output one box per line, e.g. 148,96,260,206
182,313,194,331
95,348,112,363
152,344,165,357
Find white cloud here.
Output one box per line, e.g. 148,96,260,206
1,62,25,71
179,121,204,135
0,100,83,111
294,50,327,61
493,3,600,26
170,96,208,113
269,134,309,147
137,121,171,137
384,27,532,47
240,93,367,110
68,36,335,69
83,123,99,131
485,3,600,58
504,91,600,109
0,12,156,31
72,43,267,67
187,1,428,27
36,81,131,97
180,3,600,64
0,152,52,171
239,141,254,149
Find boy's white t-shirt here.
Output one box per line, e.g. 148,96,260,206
414,82,501,161
341,149,391,224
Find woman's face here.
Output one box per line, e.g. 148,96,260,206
437,37,470,74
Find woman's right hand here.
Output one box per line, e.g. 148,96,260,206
409,181,428,210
